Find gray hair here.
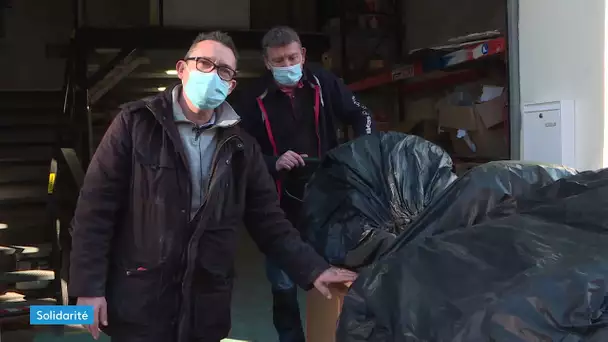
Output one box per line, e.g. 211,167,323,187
185,31,239,60
261,26,301,55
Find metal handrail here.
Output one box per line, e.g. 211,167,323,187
47,148,85,311
59,36,93,167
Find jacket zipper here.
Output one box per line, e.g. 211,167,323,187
177,134,237,338
188,135,237,222
144,102,240,338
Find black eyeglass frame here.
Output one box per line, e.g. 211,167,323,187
183,56,237,81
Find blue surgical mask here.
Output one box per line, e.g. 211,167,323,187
183,69,229,110
271,64,303,86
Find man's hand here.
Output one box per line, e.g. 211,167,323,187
276,151,308,171
77,297,108,340
313,267,358,299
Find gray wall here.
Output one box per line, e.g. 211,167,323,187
0,0,149,91
85,0,149,27
0,0,72,90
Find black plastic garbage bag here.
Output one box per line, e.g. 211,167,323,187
338,169,608,342
300,132,457,270
378,160,578,258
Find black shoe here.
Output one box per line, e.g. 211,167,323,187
272,288,305,342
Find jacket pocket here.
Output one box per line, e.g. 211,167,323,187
107,264,175,327
190,277,234,340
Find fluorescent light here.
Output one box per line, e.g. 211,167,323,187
157,87,167,92
0,223,7,229
165,70,178,75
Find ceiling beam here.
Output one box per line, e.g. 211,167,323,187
74,27,329,60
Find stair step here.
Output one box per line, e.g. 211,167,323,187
0,146,54,163
0,246,18,256
0,91,62,109
0,204,49,241
0,127,56,145
0,204,48,223
0,244,52,264
0,224,50,246
0,110,62,127
0,292,56,319
0,232,50,248
0,270,55,284
0,184,47,205
0,164,49,185
11,244,52,259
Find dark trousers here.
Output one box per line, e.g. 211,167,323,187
265,259,305,342
266,182,306,342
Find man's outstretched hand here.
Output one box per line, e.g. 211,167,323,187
313,267,358,299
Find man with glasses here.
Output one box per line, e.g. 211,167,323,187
68,31,357,342
232,26,376,342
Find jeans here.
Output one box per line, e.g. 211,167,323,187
265,259,295,291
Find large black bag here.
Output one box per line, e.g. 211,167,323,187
300,132,457,270
377,160,579,258
338,168,608,342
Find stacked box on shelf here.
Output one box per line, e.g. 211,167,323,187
347,36,506,92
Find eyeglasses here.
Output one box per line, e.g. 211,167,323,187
184,56,237,81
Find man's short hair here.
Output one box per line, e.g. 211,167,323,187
261,26,301,55
185,31,239,60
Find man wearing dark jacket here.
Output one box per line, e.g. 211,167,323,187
69,31,356,342
232,26,375,342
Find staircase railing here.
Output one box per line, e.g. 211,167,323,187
47,148,84,321
51,31,91,314
60,37,93,170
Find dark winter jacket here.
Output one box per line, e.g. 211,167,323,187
232,65,375,220
68,86,330,342
233,64,375,179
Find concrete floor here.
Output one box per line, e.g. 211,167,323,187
1,229,307,342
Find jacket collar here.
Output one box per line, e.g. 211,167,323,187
170,84,240,129
142,83,243,156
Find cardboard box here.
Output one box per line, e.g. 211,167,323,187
437,88,509,159
396,97,439,133
305,285,350,342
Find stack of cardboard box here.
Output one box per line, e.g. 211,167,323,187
437,84,509,159
395,82,509,160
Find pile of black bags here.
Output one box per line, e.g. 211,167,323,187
299,131,608,341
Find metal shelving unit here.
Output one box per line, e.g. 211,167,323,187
334,0,510,164
334,0,406,138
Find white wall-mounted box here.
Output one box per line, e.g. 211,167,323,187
521,100,576,169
